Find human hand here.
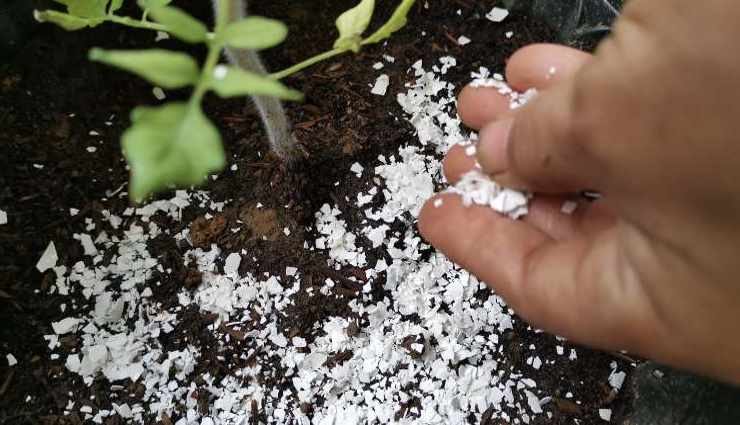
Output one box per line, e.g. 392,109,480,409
419,0,740,384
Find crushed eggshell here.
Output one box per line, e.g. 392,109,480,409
36,242,58,273
371,74,390,96
487,7,510,22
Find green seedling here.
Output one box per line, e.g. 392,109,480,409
270,0,416,79
35,0,416,202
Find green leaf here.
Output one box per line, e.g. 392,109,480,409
333,0,375,52
137,0,172,11
363,0,416,45
221,17,288,50
108,0,124,14
147,6,208,43
123,102,225,202
209,65,303,101
54,0,108,18
89,48,199,89
34,10,101,30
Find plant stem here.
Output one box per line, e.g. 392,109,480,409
192,44,222,104
191,0,228,104
269,48,346,80
108,15,166,32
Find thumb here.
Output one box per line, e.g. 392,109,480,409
477,74,607,194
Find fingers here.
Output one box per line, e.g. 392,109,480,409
470,45,602,193
419,193,549,290
526,196,616,240
456,43,603,193
458,44,592,130
418,194,659,353
442,141,615,241
458,85,511,130
506,44,593,91
474,45,593,188
443,137,617,240
477,119,514,175
478,73,604,193
427,43,655,354
442,143,479,182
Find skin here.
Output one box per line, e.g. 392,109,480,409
418,0,740,385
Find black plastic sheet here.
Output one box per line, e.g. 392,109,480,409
505,0,623,45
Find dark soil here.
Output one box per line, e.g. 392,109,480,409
0,1,633,424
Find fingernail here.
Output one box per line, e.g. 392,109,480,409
477,118,513,174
